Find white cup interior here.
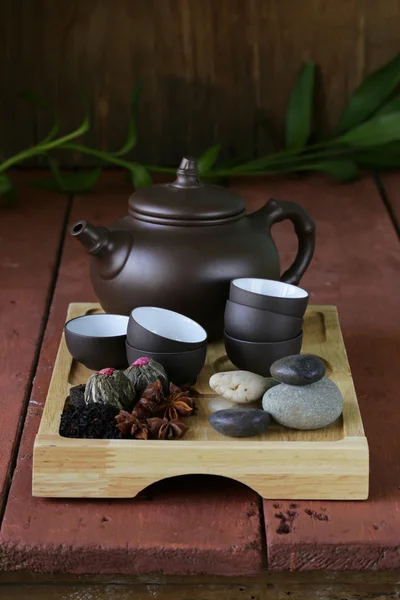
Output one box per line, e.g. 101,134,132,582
232,278,308,299
66,314,128,337
131,307,207,343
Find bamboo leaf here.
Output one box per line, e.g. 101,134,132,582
356,142,400,168
113,81,141,156
285,62,316,149
296,159,359,181
337,53,400,133
374,94,400,117
32,168,101,194
130,164,152,189
337,113,400,147
197,144,221,174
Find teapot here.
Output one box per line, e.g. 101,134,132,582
71,157,315,340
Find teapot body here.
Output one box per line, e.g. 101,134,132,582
72,157,315,341
90,214,281,341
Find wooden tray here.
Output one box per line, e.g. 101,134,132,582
33,303,369,500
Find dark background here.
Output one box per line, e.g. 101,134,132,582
1,0,400,166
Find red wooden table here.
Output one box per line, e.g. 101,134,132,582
0,171,399,599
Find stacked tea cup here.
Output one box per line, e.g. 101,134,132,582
224,278,308,377
126,307,208,386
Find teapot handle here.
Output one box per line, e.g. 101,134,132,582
263,198,315,284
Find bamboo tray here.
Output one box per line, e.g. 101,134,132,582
33,303,369,500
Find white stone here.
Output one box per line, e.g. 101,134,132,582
209,371,271,403
208,396,262,413
208,396,236,413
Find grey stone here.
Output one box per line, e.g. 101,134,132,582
270,354,326,386
209,408,271,438
262,378,343,430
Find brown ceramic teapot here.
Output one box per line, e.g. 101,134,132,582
71,158,315,340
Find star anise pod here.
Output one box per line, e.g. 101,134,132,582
147,417,188,440
136,381,196,420
163,382,197,420
115,410,148,439
134,380,165,416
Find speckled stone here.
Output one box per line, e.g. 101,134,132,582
209,408,271,438
209,371,276,403
262,378,343,430
270,354,326,386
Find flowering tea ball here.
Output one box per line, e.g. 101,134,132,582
124,357,168,395
84,368,136,411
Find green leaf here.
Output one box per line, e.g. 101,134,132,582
337,113,400,147
20,90,60,143
197,144,221,174
285,62,316,149
374,94,400,117
130,164,152,189
356,142,400,168
0,174,16,206
32,168,101,194
296,159,359,181
113,81,141,157
337,53,400,133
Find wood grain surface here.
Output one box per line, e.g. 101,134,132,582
0,179,67,513
2,578,400,600
2,568,400,599
231,174,400,571
2,1,400,164
0,171,399,576
0,173,262,576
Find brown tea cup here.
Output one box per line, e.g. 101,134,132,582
125,340,207,386
224,299,303,343
224,330,303,377
127,306,207,352
230,278,308,318
65,314,129,371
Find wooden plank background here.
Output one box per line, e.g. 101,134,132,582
1,0,400,166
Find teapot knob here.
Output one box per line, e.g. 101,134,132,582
171,157,203,188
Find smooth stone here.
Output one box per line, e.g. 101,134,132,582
270,354,326,386
209,371,275,403
209,408,271,438
262,378,343,430
208,396,262,413
208,396,236,413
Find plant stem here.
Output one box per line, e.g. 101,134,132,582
0,123,89,173
61,143,136,170
209,147,355,177
229,139,340,172
61,143,176,174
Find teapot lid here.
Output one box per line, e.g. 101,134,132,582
128,157,246,224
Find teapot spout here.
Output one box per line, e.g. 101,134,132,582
70,220,133,281
70,220,111,255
